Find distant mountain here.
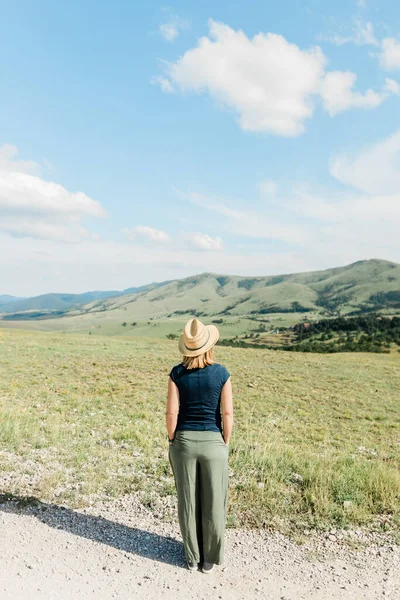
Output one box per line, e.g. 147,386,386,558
0,280,175,315
0,295,22,306
0,291,120,314
1,259,399,326
121,280,174,296
65,258,400,322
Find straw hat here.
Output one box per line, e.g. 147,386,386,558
178,318,219,357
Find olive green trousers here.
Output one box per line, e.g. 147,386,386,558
168,430,229,565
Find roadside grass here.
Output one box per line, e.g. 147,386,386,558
0,328,399,535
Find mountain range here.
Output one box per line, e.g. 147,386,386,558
0,282,172,314
1,260,399,333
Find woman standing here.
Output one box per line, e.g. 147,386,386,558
166,318,234,573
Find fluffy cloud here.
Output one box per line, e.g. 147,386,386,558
159,20,326,136
258,180,278,196
0,145,105,243
184,131,400,264
0,172,104,218
160,23,180,42
122,225,224,251
385,78,400,95
155,20,389,136
3,131,400,295
284,185,399,264
185,191,308,244
0,231,318,296
182,180,399,278
184,232,223,251
150,76,174,93
321,17,400,73
0,144,40,174
320,20,378,47
330,129,400,195
288,187,400,222
159,16,188,42
320,71,387,115
122,226,171,243
380,38,400,71
0,219,95,243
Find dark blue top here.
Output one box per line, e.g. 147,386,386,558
169,362,230,432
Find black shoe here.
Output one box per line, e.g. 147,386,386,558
202,562,215,573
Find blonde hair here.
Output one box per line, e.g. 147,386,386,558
183,347,215,370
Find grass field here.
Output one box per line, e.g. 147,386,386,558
0,313,299,339
0,328,399,537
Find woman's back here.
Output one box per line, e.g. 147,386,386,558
170,362,230,432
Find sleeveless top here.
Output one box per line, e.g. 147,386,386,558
169,362,230,432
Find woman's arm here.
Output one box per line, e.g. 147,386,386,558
221,377,233,445
166,376,179,440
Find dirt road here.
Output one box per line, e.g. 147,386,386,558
0,496,399,600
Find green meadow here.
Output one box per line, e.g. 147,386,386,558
0,328,399,537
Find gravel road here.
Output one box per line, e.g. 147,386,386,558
0,495,399,600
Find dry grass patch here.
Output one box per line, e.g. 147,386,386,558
0,328,399,535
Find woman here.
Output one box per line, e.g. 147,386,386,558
166,318,234,573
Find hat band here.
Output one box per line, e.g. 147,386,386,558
184,329,210,352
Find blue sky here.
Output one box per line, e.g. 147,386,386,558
0,0,399,295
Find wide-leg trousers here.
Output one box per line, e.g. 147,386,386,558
168,430,229,565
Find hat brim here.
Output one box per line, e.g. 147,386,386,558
178,324,220,357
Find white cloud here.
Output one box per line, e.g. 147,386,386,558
357,0,367,7
2,178,398,295
2,150,400,295
122,225,171,243
155,20,388,135
380,38,400,71
0,144,105,242
159,20,326,136
184,232,224,251
0,145,40,174
330,129,400,195
287,132,400,258
185,191,309,244
258,180,278,196
183,128,400,265
288,187,400,221
320,20,378,47
284,186,400,263
0,231,322,296
320,71,387,115
0,171,105,218
159,16,188,42
150,75,174,93
0,218,93,243
320,18,400,75
1,137,399,296
160,23,179,42
385,78,400,95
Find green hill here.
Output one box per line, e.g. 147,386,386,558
72,257,400,318
0,295,22,307
1,259,399,338
0,280,174,315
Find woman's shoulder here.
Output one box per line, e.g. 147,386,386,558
211,362,230,379
169,362,186,380
212,361,228,370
